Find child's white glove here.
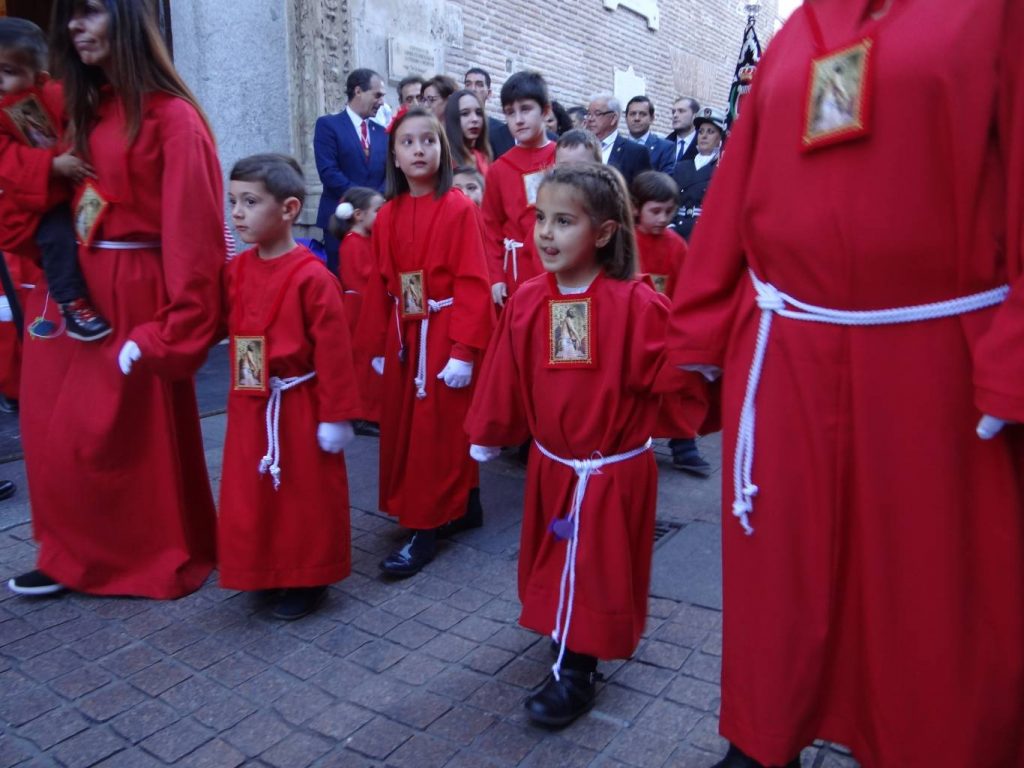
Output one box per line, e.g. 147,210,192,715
977,414,1009,440
491,282,508,307
371,356,385,376
118,340,141,375
680,363,722,382
317,421,355,453
437,358,472,388
470,444,501,462
0,296,11,323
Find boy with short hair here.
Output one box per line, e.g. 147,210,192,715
480,70,557,307
0,17,110,341
220,152,362,620
453,165,485,207
555,129,602,164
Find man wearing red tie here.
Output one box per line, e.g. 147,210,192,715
313,68,387,275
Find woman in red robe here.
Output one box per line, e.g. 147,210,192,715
667,2,1024,766
359,107,494,576
9,0,223,599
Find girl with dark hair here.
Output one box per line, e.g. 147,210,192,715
467,162,674,727
444,88,492,176
357,107,494,577
9,0,224,599
544,100,573,136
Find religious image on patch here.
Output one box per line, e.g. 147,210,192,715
803,39,873,151
73,181,108,246
399,270,426,319
2,93,56,148
522,170,546,206
548,298,593,366
232,336,267,394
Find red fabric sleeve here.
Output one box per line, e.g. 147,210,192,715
973,0,1024,420
131,105,225,379
447,195,497,354
481,162,510,284
355,205,394,361
304,270,364,423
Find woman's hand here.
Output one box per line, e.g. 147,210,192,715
51,152,95,184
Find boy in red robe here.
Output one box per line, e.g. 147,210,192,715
481,71,557,307
0,18,110,342
668,2,1024,766
220,154,362,620
358,107,495,576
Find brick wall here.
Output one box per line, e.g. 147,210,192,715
441,0,778,137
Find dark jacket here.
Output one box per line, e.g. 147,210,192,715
670,155,719,241
607,134,652,187
313,110,387,230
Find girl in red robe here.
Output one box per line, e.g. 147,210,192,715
467,163,675,728
331,186,385,425
667,1,1024,766
444,89,492,178
9,0,223,599
358,107,495,577
219,154,362,620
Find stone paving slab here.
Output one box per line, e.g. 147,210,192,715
0,417,859,767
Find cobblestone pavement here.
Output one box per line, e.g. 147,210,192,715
0,415,859,767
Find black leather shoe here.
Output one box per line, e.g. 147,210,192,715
353,420,380,437
379,530,436,577
524,669,599,727
669,437,712,477
8,569,65,596
710,744,801,768
437,488,484,538
0,480,14,501
272,586,326,620
60,298,112,342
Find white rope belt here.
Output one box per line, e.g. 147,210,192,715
734,271,1009,535
414,298,454,399
82,240,161,250
503,238,524,283
259,372,316,490
535,437,653,680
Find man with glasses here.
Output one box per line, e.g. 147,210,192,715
584,93,651,186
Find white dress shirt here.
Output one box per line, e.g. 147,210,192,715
600,133,617,164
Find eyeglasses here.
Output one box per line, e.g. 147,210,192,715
584,110,616,119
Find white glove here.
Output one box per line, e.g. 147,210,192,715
681,364,722,382
371,356,385,376
317,421,355,453
118,340,141,375
470,444,501,462
491,282,508,307
977,414,1009,440
437,357,473,388
0,296,11,323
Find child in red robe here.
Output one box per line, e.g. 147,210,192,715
358,107,495,577
0,18,110,343
219,154,362,620
481,71,557,307
466,163,676,727
330,186,385,428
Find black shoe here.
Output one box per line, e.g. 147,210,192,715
60,298,112,342
353,420,380,437
8,569,66,596
669,437,712,477
0,480,14,501
379,530,436,577
437,488,483,538
271,586,326,620
710,744,801,768
0,396,17,414
524,668,599,727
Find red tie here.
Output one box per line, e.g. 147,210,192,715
360,121,370,159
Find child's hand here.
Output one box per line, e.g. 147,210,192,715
469,444,501,463
51,152,95,184
317,421,354,453
977,414,1011,440
491,282,508,307
437,358,472,388
0,296,11,323
118,340,141,375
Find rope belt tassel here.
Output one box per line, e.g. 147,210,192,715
734,271,1009,535
534,438,653,681
503,238,525,284
259,372,316,489
414,298,454,399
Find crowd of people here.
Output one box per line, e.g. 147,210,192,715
1,0,1024,767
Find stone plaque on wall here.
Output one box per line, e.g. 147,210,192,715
387,37,441,81
603,0,660,30
613,65,647,108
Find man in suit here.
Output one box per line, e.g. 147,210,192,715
625,95,675,174
664,96,701,169
584,93,651,187
313,68,387,275
465,67,515,159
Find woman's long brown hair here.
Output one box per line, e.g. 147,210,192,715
49,0,213,156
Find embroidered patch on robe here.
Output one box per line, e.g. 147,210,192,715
73,182,109,247
232,335,268,395
548,297,595,368
802,39,873,151
2,93,56,148
522,170,546,206
399,270,426,319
